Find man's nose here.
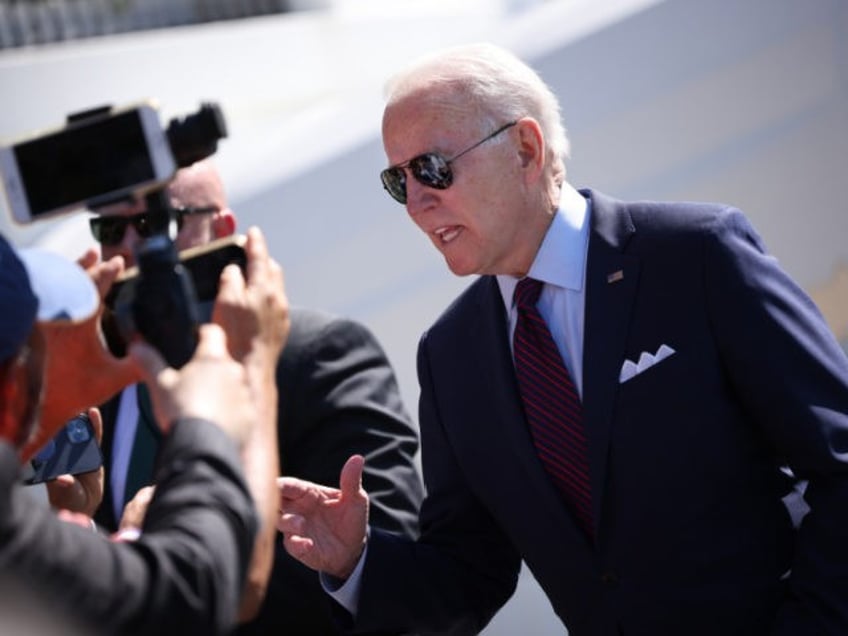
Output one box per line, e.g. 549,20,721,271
404,175,435,217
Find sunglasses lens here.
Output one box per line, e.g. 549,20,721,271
381,154,454,205
381,167,408,204
139,209,171,237
90,217,126,246
90,210,170,246
409,154,452,190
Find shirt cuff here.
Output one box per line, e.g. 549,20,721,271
320,534,369,616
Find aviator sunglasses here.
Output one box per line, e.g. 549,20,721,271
380,120,518,205
89,205,219,246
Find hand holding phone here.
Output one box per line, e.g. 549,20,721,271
24,412,103,486
101,234,248,362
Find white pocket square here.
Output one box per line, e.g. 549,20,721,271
619,344,676,383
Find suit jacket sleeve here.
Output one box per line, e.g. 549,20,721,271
352,332,521,636
0,418,257,635
237,309,424,635
703,209,848,634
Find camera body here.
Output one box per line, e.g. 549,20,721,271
112,235,201,369
0,99,229,367
106,235,247,368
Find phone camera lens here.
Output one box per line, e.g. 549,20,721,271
66,417,91,444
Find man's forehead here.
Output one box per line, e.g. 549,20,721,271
92,191,189,217
91,198,147,217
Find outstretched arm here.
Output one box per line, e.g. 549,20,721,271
212,227,289,621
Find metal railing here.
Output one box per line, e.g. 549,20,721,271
0,0,312,50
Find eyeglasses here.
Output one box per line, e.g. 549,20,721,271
380,121,518,205
89,206,219,246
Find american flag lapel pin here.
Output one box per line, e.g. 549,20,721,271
607,269,624,284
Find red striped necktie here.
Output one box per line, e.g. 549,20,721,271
513,277,593,537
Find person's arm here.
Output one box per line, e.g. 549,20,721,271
211,227,289,621
244,311,423,632
0,325,261,634
703,209,848,634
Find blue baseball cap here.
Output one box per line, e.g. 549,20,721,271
0,233,98,365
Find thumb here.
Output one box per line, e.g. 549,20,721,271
339,455,365,498
127,339,169,385
212,263,246,314
87,407,103,445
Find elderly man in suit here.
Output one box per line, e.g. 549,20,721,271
276,43,848,635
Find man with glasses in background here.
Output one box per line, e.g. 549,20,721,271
59,158,423,634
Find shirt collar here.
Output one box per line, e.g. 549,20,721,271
497,182,590,309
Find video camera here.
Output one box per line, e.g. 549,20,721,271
0,100,230,368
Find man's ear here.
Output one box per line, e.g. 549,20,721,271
515,118,546,183
213,208,237,238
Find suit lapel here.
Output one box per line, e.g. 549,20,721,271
580,189,639,534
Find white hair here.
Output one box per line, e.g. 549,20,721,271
385,43,570,164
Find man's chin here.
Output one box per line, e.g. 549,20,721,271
444,255,482,277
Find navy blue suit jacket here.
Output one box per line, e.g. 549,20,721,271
353,189,848,635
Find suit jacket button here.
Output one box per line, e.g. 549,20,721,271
600,572,618,585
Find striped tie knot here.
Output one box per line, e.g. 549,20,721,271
514,277,544,309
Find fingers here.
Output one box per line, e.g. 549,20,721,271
245,226,286,297
119,485,155,531
194,323,230,359
276,511,306,535
245,226,269,284
216,263,246,305
340,454,365,498
88,407,103,445
277,475,304,495
76,248,99,270
127,339,169,384
129,323,229,381
89,255,125,300
282,533,315,559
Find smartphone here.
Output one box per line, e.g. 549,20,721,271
166,234,248,312
0,101,177,224
102,234,248,355
23,413,103,485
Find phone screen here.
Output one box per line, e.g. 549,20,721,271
1,104,177,223
15,110,158,218
24,413,103,485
